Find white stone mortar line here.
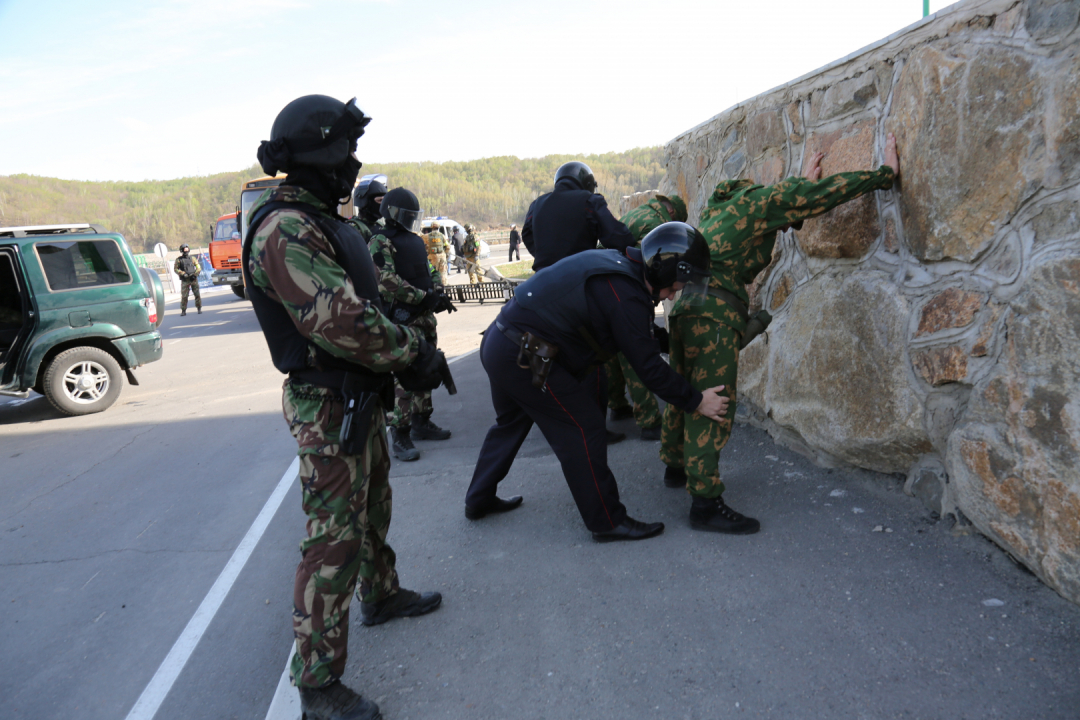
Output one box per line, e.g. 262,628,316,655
123,456,300,720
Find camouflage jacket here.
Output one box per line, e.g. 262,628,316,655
424,231,450,259
346,216,382,242
174,254,201,280
462,233,479,259
672,166,895,332
368,230,442,308
246,185,419,373
618,194,688,244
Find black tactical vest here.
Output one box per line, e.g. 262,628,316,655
514,249,642,371
529,180,597,271
384,225,434,293
177,254,198,276
243,199,384,376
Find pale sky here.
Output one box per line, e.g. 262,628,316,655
0,0,955,182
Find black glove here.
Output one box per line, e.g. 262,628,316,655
417,291,442,314
395,338,443,392
653,325,670,354
433,291,457,314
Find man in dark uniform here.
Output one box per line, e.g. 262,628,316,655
508,223,521,262
173,244,201,316
464,223,729,542
520,160,635,271
348,172,387,241
368,187,456,461
247,94,447,720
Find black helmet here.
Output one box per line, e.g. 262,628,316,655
179,243,190,253
354,173,387,222
554,161,597,193
640,222,710,300
381,187,423,233
257,95,371,176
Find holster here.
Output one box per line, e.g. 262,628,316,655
338,373,393,455
516,332,559,389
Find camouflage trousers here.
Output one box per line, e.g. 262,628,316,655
466,258,482,284
659,314,739,499
283,380,399,689
431,253,447,285
604,353,660,429
179,279,201,311
388,314,437,429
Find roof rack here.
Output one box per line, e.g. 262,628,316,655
0,224,109,238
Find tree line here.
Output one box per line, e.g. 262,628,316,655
0,148,664,254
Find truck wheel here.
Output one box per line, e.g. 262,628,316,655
232,285,247,299
42,347,123,416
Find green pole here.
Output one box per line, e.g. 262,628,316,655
923,0,929,16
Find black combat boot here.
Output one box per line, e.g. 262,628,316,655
689,495,760,534
360,588,442,626
411,414,451,440
640,426,661,441
180,309,186,317
197,307,202,314
609,405,634,421
663,466,686,488
299,681,381,720
390,427,419,461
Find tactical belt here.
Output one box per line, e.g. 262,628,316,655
495,319,523,346
497,320,559,389
289,367,390,393
706,286,749,326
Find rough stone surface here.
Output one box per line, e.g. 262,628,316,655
662,0,1080,605
916,288,985,336
744,271,933,473
913,346,970,386
796,121,881,259
886,45,1042,262
948,254,1080,603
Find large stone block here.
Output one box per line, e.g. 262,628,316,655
916,288,985,336
744,270,933,473
795,120,880,259
1025,0,1080,41
1047,52,1080,186
947,254,1080,604
809,72,879,123
887,45,1042,262
746,109,786,158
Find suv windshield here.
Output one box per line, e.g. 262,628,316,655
35,239,132,291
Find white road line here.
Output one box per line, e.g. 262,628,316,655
447,347,479,365
123,457,300,720
264,653,301,720
263,347,479,719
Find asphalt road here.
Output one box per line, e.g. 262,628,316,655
2,276,1079,720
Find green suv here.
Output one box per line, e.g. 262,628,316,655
0,224,165,415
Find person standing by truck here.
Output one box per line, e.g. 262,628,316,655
462,224,482,284
174,243,202,316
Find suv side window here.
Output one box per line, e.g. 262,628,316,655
35,240,132,291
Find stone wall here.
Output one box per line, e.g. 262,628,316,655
660,0,1080,604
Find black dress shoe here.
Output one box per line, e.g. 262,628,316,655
592,516,664,542
464,495,523,520
663,466,687,488
689,496,760,534
360,588,442,626
606,429,626,445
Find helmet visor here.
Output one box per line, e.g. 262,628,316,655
385,205,424,233
356,173,387,197
676,261,709,306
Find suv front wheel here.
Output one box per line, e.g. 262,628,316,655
43,347,123,416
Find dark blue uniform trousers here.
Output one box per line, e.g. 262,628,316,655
466,325,627,533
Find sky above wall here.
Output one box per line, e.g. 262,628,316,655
0,0,954,181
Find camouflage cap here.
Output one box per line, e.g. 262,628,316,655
658,194,688,223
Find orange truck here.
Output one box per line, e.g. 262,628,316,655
208,211,245,297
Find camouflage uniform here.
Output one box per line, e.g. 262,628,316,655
346,216,377,242
424,230,450,285
368,230,441,431
606,195,689,429
174,254,202,312
246,185,420,690
661,167,895,498
462,232,481,284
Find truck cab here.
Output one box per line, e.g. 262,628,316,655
209,212,245,298
0,224,165,415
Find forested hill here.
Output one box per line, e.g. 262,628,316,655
0,148,664,254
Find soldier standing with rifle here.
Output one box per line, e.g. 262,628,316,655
462,224,482,284
369,187,457,461
173,243,202,316
246,94,452,720
424,223,451,285
660,135,901,535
